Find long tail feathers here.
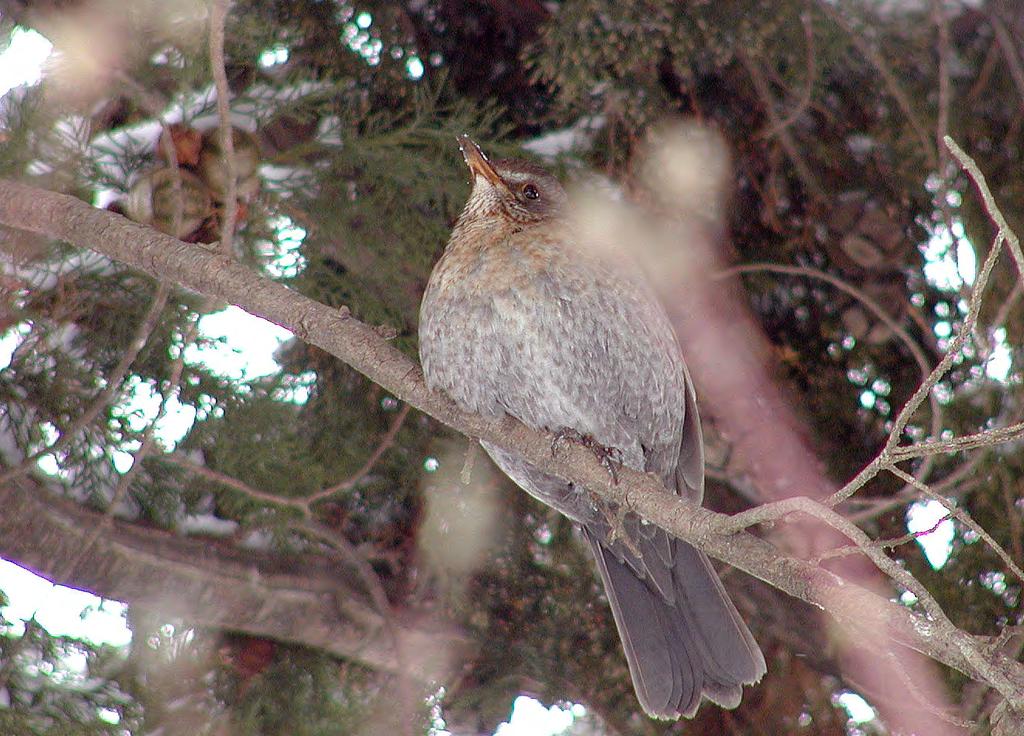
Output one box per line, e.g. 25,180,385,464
585,530,766,719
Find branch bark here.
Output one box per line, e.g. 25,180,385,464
0,470,465,680
2,178,1023,713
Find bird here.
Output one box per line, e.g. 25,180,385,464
418,136,766,719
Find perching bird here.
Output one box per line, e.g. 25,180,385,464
418,137,765,719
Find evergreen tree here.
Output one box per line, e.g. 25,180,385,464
1,1,1023,734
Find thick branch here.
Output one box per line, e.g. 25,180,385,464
2,179,1023,705
0,471,464,679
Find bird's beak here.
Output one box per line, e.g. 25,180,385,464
457,135,504,189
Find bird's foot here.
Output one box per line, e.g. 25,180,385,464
598,500,642,558
550,428,623,485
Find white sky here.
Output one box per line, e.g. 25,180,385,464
0,28,51,96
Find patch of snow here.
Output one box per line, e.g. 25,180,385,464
522,115,605,159
177,513,239,537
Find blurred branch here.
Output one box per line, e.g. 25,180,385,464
209,0,238,250
0,72,185,490
161,453,310,512
737,47,824,200
2,178,1024,707
720,261,941,443
990,12,1024,111
0,284,169,488
754,11,817,140
163,402,412,511
0,470,466,679
720,260,945,495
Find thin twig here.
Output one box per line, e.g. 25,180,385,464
756,11,817,140
65,312,205,578
293,519,417,736
721,261,944,490
888,465,1024,588
945,136,1024,278
737,47,825,199
0,77,184,489
967,39,1001,102
989,281,1023,341
715,494,953,623
883,231,1004,455
890,420,1024,462
931,0,962,300
307,403,411,504
811,511,952,564
990,13,1024,113
999,468,1024,569
0,284,170,487
162,454,310,513
844,458,986,524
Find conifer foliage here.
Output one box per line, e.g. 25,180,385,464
1,1,1023,734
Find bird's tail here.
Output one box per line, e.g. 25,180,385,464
585,532,766,719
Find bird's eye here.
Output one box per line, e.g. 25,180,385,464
522,184,540,200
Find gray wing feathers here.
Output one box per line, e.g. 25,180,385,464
674,362,705,503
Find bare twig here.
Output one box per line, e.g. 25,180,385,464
65,312,205,578
294,518,418,736
967,39,1001,102
0,283,170,488
884,231,1004,454
990,13,1024,113
0,73,185,489
738,47,825,199
888,465,1024,588
890,421,1024,461
945,136,1024,278
307,403,411,504
715,494,952,622
721,261,944,491
931,0,962,297
989,281,1023,339
999,468,1024,568
162,454,309,513
756,11,817,140
810,510,952,564
844,457,986,524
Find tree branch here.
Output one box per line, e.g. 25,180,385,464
2,177,1023,707
0,470,465,680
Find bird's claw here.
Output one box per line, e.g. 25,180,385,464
550,427,623,485
599,500,642,558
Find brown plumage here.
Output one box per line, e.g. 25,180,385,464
418,137,765,718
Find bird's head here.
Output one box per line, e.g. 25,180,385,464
455,135,567,228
